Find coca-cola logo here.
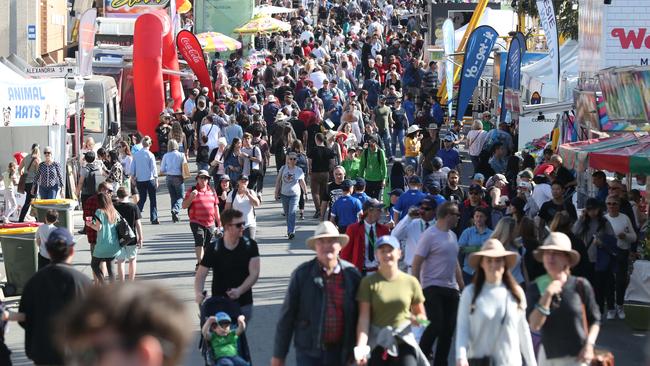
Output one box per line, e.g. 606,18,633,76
179,37,201,63
611,28,650,49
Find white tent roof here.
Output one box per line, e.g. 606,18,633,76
454,8,516,49
521,40,579,101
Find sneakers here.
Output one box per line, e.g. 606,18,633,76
288,233,295,240
312,211,320,219
171,212,179,223
606,309,616,320
300,212,305,220
616,305,626,320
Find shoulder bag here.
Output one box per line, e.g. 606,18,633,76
115,212,137,247
17,158,35,194
468,292,508,366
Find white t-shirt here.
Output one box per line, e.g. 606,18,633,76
279,166,305,197
531,183,552,209
200,123,221,151
231,190,256,228
36,223,58,259
605,212,637,250
466,130,487,157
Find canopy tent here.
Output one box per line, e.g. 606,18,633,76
521,40,579,102
453,8,516,50
590,137,650,174
558,134,641,171
234,14,291,34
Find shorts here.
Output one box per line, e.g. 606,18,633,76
116,245,138,261
190,222,215,247
310,172,329,199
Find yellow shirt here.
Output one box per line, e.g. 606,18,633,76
404,136,420,158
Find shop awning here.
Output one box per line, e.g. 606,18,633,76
558,135,640,171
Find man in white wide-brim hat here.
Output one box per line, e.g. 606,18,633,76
272,221,361,366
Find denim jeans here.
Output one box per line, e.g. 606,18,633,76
379,129,392,159
280,194,299,234
215,355,249,366
166,175,185,215
39,185,59,199
197,162,210,172
136,179,158,222
391,128,405,157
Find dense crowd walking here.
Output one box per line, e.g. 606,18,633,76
0,1,638,365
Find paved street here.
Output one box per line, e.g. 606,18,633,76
1,157,648,365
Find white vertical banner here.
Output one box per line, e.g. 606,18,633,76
537,0,560,89
442,19,455,117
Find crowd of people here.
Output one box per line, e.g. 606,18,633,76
0,0,642,365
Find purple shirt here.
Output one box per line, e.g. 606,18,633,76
415,225,459,290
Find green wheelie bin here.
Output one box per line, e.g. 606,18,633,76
31,199,76,234
0,224,41,296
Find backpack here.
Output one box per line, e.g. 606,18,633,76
82,164,99,195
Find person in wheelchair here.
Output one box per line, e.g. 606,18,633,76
202,311,249,366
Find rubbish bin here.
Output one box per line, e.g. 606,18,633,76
0,225,41,296
31,199,76,234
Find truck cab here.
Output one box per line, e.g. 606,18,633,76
66,75,121,150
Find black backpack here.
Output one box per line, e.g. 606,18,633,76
82,165,99,195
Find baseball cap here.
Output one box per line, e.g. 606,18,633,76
215,312,232,324
443,134,455,142
494,173,509,183
354,177,366,188
219,174,230,181
196,170,210,179
238,175,249,181
426,180,441,192
341,179,354,190
45,227,76,251
472,173,485,182
419,195,437,208
349,91,357,97
84,150,96,160
389,188,404,197
534,163,554,176
375,235,400,250
427,123,439,130
469,184,483,193
363,198,384,211
408,175,422,185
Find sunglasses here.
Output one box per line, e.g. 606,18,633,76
44,151,52,155
229,222,245,228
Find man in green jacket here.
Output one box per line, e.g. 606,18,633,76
359,136,387,200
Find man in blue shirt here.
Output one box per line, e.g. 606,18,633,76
130,136,159,224
392,176,427,223
436,134,460,169
457,207,493,284
352,178,371,205
330,179,362,233
489,142,508,174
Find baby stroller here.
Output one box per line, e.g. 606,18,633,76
199,295,252,366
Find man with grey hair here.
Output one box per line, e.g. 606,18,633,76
130,136,160,224
161,139,186,223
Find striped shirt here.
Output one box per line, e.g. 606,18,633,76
34,162,64,188
185,186,221,228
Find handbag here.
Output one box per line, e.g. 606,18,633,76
182,160,191,180
17,158,35,194
468,293,508,366
115,213,137,247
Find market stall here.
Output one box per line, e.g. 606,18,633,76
558,134,642,172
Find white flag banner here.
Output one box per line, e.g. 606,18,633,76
537,0,560,89
442,18,455,117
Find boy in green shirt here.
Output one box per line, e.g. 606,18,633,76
342,146,361,179
359,136,387,200
202,312,249,366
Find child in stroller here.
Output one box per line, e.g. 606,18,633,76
200,296,252,366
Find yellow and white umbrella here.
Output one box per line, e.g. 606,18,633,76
234,15,291,35
196,32,242,52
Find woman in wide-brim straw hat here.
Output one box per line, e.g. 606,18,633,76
456,239,536,366
527,232,601,366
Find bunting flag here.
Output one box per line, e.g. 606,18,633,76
456,25,499,122
537,0,560,88
500,32,527,122
176,30,215,102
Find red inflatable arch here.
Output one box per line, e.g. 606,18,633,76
133,10,182,153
